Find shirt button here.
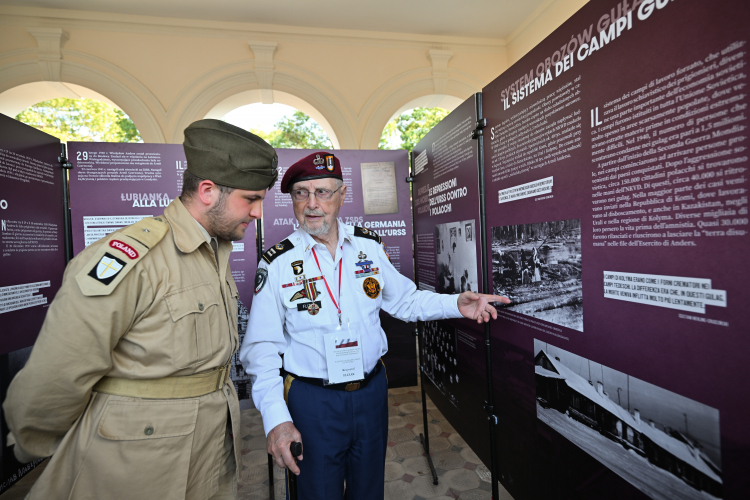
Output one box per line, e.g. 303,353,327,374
198,302,204,311
144,426,154,436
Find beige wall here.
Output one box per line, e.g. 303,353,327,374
0,0,588,147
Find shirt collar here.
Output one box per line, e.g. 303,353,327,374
192,216,217,248
296,219,353,254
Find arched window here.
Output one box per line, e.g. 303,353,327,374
222,103,333,149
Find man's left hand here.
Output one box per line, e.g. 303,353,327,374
457,292,510,324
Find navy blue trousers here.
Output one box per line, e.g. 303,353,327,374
285,365,388,500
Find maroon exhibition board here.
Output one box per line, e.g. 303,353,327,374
411,97,492,464
0,115,64,492
481,1,749,499
264,149,416,387
67,142,257,400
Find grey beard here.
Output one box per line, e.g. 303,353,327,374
301,218,331,236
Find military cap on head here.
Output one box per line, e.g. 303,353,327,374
280,151,343,193
183,119,279,191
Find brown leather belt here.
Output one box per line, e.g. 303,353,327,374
283,361,382,392
93,363,232,399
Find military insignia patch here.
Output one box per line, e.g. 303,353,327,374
88,253,126,285
297,301,322,314
325,154,335,171
313,154,325,169
292,260,304,275
255,268,268,294
109,240,139,259
275,243,285,250
362,277,381,299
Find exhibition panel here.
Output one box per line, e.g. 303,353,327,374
0,114,65,492
481,0,748,498
411,97,492,466
264,149,417,388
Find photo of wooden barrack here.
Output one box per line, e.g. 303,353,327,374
534,340,722,500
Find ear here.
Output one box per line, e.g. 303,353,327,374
196,180,217,207
338,184,347,208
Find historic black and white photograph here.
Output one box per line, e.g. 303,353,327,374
492,219,582,331
534,340,722,500
435,219,478,294
421,320,459,408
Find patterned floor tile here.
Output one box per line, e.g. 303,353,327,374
385,461,406,481
384,479,416,500
235,387,516,500
411,474,450,497
442,468,480,491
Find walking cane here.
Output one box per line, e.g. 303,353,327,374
288,441,303,500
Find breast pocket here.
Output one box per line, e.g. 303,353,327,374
165,282,221,369
71,398,199,500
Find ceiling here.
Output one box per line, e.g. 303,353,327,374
0,0,549,40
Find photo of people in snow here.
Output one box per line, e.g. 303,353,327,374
492,219,582,331
435,219,478,295
535,340,722,500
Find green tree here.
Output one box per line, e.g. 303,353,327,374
379,107,449,151
251,110,333,149
15,97,142,143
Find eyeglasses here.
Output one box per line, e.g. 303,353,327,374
290,187,342,202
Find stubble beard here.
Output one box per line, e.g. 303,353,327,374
206,194,247,242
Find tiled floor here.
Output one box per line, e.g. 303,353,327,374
237,385,516,500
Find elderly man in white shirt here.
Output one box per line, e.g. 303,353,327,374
240,151,509,500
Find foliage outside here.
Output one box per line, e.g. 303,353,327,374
379,107,449,151
250,110,333,149
16,98,141,143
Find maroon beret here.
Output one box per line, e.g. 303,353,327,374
280,151,343,193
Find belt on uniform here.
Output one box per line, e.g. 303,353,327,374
284,361,382,392
92,363,232,399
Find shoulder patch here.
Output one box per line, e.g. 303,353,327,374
120,217,169,249
353,226,381,244
262,239,294,264
75,217,167,297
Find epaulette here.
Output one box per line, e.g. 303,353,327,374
76,216,168,296
353,226,381,244
262,238,294,264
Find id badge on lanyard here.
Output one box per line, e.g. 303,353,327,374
312,246,365,384
324,325,365,384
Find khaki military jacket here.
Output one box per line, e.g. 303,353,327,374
3,198,242,500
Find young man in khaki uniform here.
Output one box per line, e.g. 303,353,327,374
2,120,278,500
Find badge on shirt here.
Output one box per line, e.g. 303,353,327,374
291,260,304,275
362,277,381,299
355,251,378,279
290,278,321,302
255,268,268,294
87,253,127,285
324,331,364,384
297,301,322,314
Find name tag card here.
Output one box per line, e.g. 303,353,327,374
323,332,364,384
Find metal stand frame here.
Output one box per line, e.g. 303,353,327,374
471,92,501,500
406,151,439,486
57,144,74,264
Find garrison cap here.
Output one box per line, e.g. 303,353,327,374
183,119,279,191
280,151,342,193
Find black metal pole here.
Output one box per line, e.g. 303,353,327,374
473,92,500,500
57,144,74,264
256,216,277,500
408,150,439,485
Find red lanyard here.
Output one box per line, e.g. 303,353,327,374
311,246,343,326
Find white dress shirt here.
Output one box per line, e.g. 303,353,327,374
240,221,462,435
